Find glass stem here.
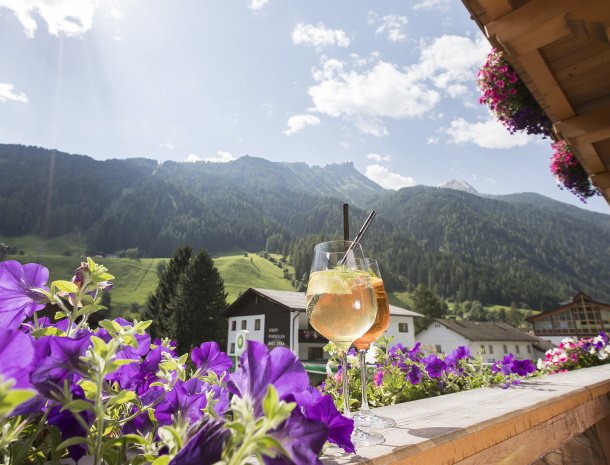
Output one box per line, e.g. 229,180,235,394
341,352,351,417
359,349,370,412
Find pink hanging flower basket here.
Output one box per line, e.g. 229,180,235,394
550,141,599,202
477,49,552,137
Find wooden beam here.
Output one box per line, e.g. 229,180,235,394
567,140,608,174
478,0,514,21
519,50,575,120
555,102,610,138
592,171,610,189
485,0,590,42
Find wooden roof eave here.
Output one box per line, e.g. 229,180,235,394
461,0,610,204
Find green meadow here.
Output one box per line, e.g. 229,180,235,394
3,235,296,309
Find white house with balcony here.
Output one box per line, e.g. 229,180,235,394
417,319,553,362
223,288,423,361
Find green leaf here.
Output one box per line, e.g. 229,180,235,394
151,456,170,465
263,384,279,419
31,326,62,338
106,359,137,374
91,335,107,355
87,257,96,272
74,304,104,319
54,311,68,321
62,399,95,413
79,380,97,398
57,436,90,450
53,280,79,294
107,390,136,407
99,272,115,281
0,389,36,417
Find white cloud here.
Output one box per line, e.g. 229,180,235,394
0,83,28,103
248,0,268,10
262,103,273,118
369,12,408,42
186,151,236,163
426,136,439,145
292,22,350,50
365,165,416,190
0,0,104,37
366,153,391,162
308,58,440,136
412,34,489,97
158,141,175,150
283,114,321,135
443,117,536,149
412,0,450,11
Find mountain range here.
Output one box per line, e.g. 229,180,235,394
1,143,609,309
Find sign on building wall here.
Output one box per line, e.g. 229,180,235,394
267,327,287,347
236,330,249,356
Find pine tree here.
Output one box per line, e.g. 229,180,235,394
173,249,228,354
143,245,193,339
411,284,448,319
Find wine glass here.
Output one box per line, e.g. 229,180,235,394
306,240,384,447
352,259,396,429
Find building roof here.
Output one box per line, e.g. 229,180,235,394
429,319,541,343
526,292,610,322
460,0,610,204
225,288,424,317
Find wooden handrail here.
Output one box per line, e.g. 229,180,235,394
322,364,610,464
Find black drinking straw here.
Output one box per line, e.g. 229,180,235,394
339,210,376,265
343,204,350,242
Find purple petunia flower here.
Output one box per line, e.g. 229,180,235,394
423,354,446,379
510,359,536,377
31,333,92,397
169,416,229,465
0,328,35,389
492,354,514,376
301,395,354,453
110,346,171,394
48,387,94,462
406,364,422,385
373,370,384,386
264,409,329,465
0,261,49,328
155,379,209,426
228,341,310,415
191,342,232,376
407,342,422,361
388,343,406,358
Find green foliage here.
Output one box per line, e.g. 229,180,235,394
173,249,228,353
2,144,610,309
411,284,448,318
143,246,193,340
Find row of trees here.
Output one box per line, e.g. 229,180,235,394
143,246,227,353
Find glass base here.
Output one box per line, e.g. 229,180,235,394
352,427,385,447
353,410,396,429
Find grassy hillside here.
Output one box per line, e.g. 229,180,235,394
5,248,295,309
1,233,86,256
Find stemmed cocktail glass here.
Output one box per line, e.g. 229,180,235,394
353,259,396,430
305,240,384,447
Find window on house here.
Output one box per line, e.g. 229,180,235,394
254,319,261,331
503,344,508,353
515,345,520,354
434,323,441,328
399,323,409,332
527,345,531,354
241,320,247,330
231,320,236,331
308,347,324,360
230,343,235,354
480,345,485,354
435,344,442,353
488,345,494,354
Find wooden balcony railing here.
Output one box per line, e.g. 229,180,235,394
322,364,610,465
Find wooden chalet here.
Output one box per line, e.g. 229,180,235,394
526,291,610,343
223,287,422,361
461,0,610,204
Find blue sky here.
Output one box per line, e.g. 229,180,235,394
0,0,607,213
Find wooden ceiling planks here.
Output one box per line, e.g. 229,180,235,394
462,0,610,204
